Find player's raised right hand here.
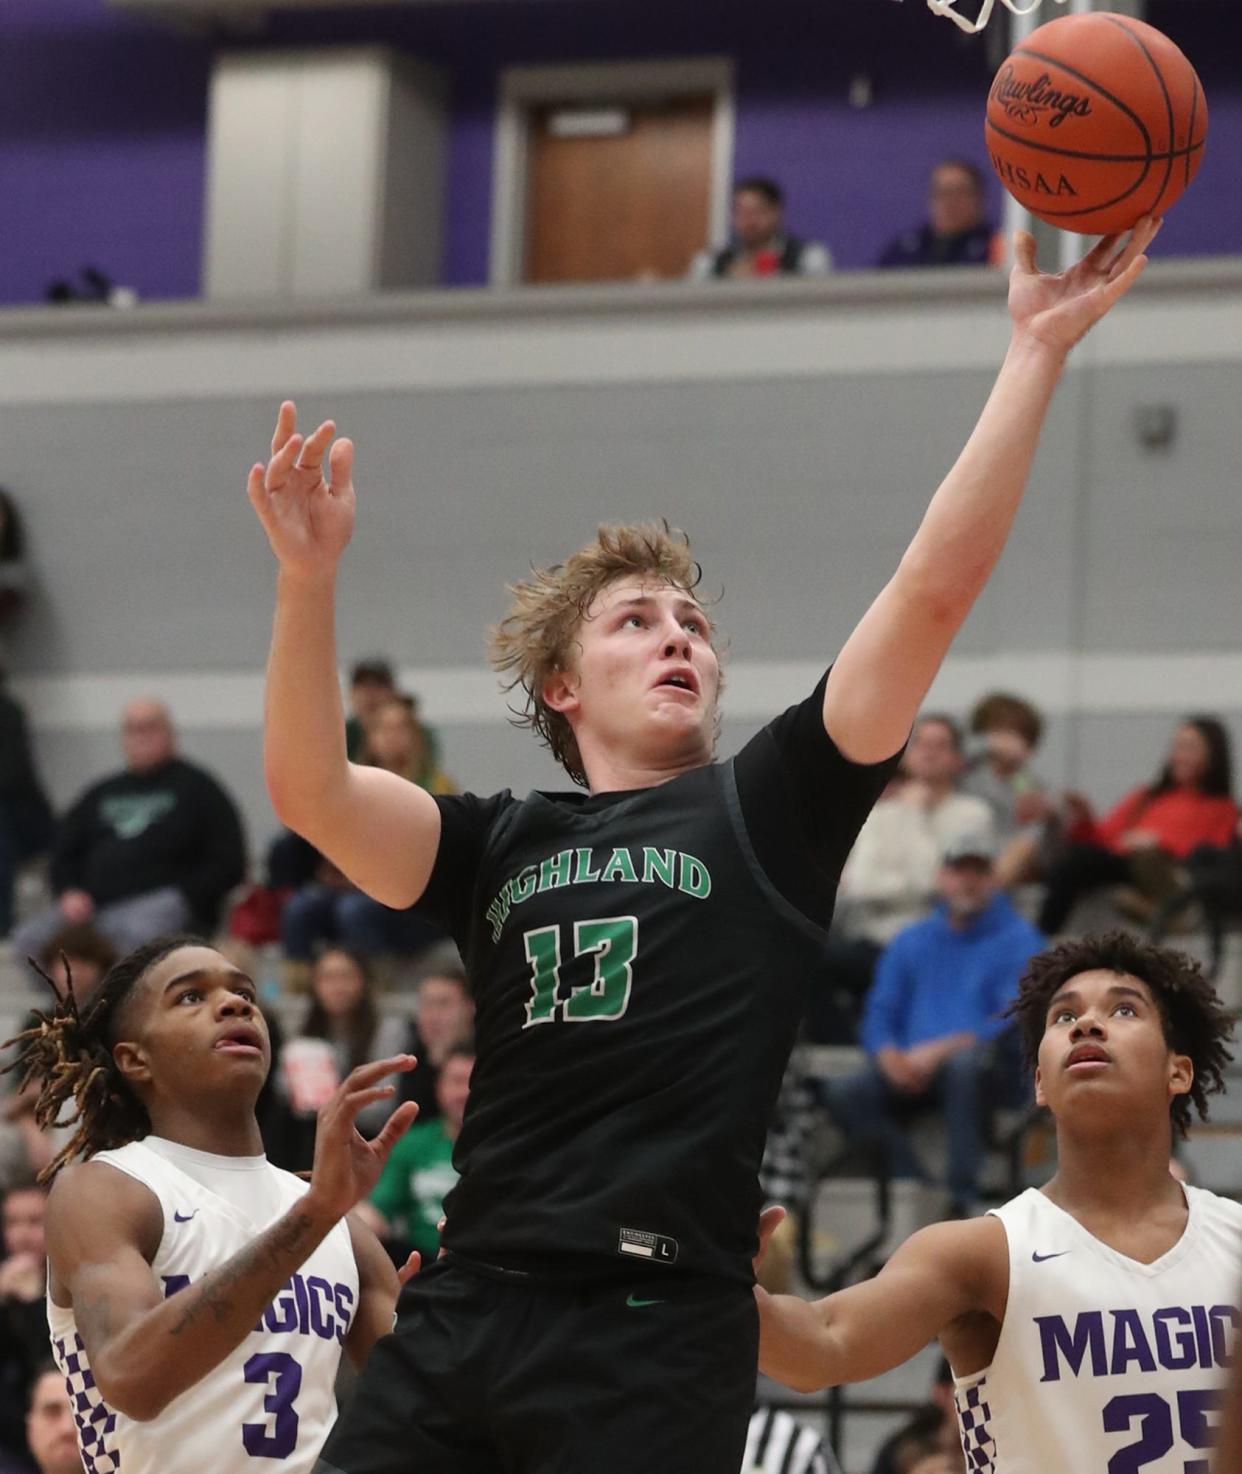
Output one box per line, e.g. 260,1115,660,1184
248,400,357,582
304,1055,418,1225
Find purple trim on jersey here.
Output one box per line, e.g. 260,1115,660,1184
54,1332,121,1474
956,1378,998,1473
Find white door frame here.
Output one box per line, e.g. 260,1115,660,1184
488,56,736,287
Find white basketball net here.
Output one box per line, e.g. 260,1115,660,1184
925,0,1070,35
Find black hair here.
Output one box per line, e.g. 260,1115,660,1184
1148,715,1234,799
28,1360,63,1409
1009,933,1233,1138
349,658,395,688
2,935,206,1181
733,176,783,208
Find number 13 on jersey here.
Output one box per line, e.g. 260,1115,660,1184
522,917,639,1027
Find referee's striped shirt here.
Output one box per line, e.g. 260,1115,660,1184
743,1407,843,1474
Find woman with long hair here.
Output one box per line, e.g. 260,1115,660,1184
1038,716,1238,934
276,947,409,1170
362,695,455,795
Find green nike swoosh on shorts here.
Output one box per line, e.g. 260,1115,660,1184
625,1294,665,1308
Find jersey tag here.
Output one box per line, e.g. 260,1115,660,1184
618,1228,679,1265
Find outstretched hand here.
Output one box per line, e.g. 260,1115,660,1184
247,400,356,582
1008,216,1162,354
304,1056,418,1225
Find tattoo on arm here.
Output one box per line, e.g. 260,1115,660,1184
169,1210,318,1337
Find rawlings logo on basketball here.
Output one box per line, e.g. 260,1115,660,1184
992,66,1093,129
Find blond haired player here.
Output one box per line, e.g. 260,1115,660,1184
248,220,1160,1474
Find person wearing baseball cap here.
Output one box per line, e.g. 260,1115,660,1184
823,830,1045,1215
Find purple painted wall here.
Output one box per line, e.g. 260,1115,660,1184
0,0,210,304
0,0,1238,304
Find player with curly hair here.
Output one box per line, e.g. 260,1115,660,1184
247,217,1160,1474
758,932,1242,1474
4,935,421,1474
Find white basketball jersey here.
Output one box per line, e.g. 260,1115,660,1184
48,1137,359,1474
955,1185,1242,1474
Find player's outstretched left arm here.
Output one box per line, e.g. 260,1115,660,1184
823,217,1161,765
757,1216,1006,1392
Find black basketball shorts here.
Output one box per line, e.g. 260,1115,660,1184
314,1255,759,1474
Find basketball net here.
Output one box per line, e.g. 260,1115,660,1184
925,0,1069,35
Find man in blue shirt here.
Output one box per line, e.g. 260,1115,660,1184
826,833,1044,1213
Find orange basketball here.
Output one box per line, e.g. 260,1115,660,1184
986,11,1208,235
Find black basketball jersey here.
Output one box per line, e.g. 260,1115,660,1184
417,670,899,1284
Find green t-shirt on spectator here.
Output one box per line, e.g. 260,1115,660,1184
369,1119,459,1257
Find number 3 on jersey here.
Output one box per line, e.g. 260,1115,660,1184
523,917,638,1027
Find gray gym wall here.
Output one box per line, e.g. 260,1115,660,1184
3,264,1240,861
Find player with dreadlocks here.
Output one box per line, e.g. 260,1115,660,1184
756,931,1242,1474
5,934,420,1474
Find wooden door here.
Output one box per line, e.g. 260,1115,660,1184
524,95,714,284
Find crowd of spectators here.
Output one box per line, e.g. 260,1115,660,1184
0,657,1238,1471
692,160,1005,286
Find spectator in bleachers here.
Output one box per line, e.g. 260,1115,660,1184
272,946,408,1171
962,693,1045,839
962,691,1049,888
878,160,1000,270
826,834,1044,1215
397,945,475,1121
22,1365,84,1474
0,679,52,939
11,700,246,964
280,695,448,976
366,1041,474,1262
0,1088,53,1193
261,656,400,919
364,694,456,796
0,1183,48,1470
1157,813,1242,942
821,716,993,1029
345,657,397,761
279,857,443,977
1037,715,1238,935
689,178,832,281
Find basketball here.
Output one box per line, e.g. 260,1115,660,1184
986,11,1208,236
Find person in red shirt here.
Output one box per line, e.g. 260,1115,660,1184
1038,716,1237,934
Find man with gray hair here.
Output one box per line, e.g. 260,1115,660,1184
11,699,245,961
